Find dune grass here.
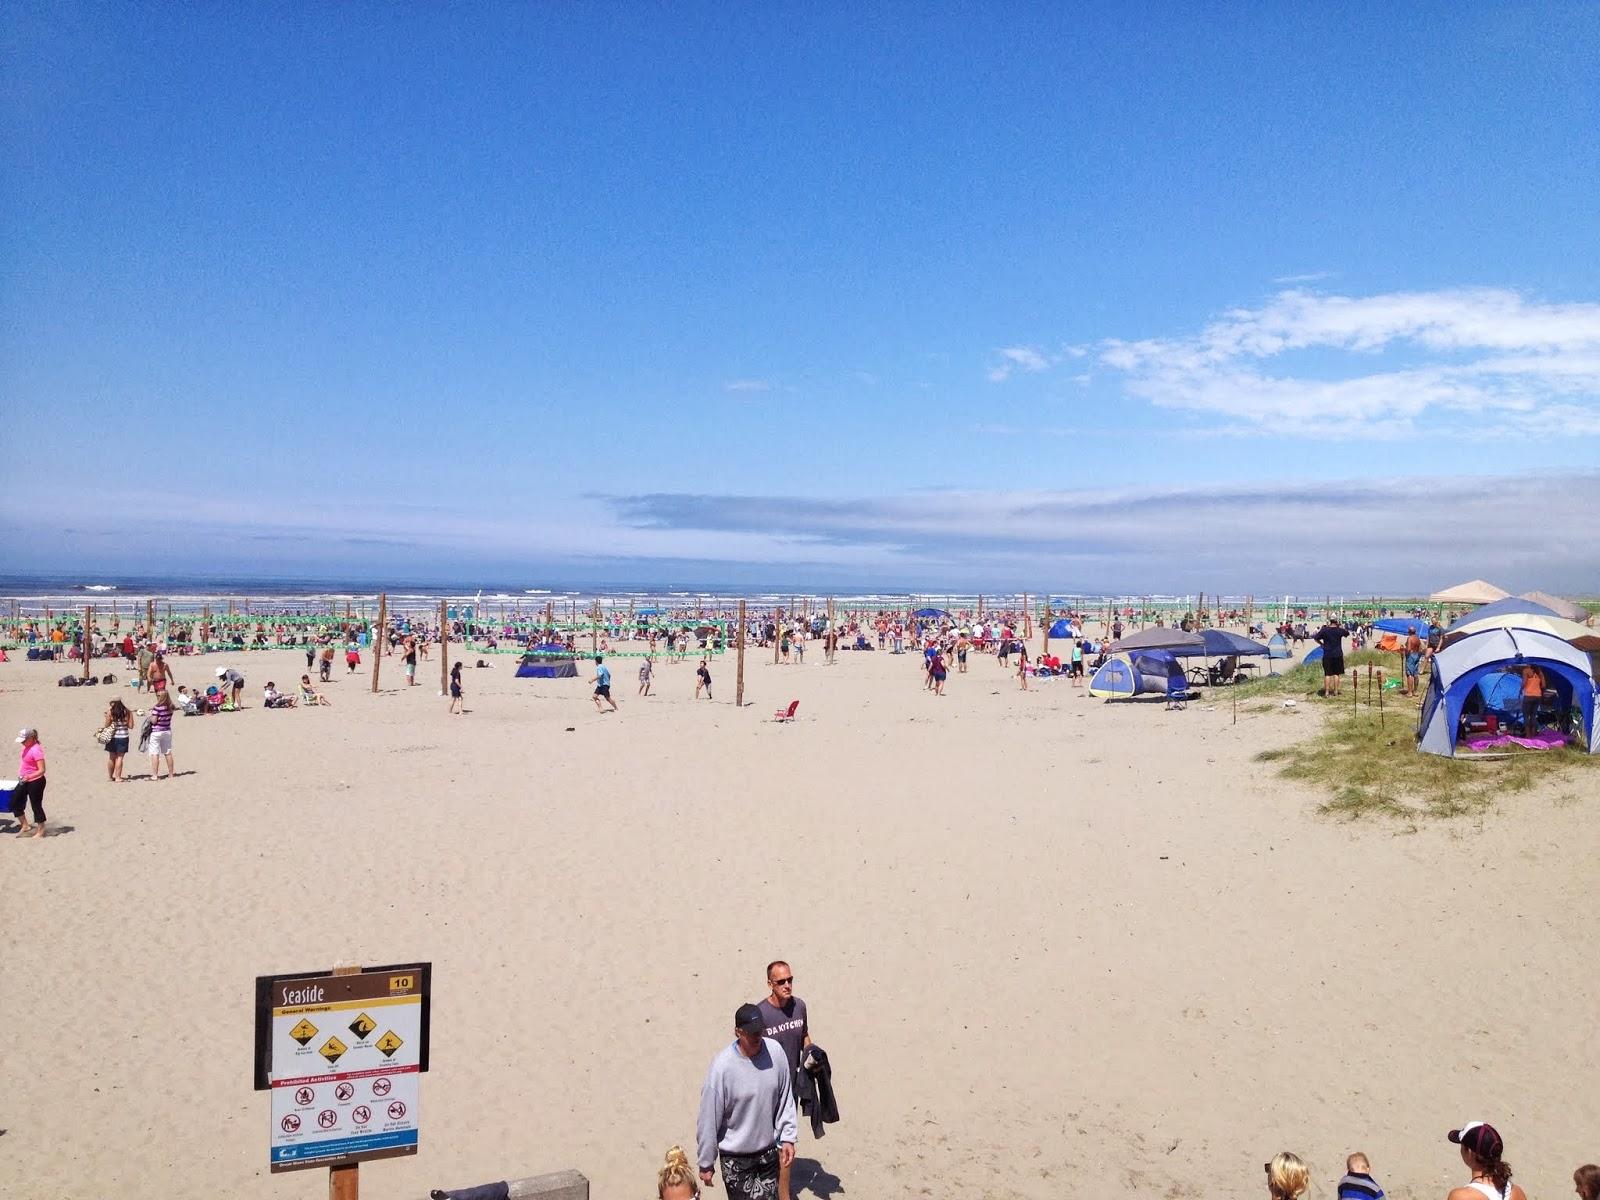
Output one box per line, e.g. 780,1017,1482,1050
1241,651,1599,821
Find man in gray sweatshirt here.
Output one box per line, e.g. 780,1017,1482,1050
696,1003,798,1200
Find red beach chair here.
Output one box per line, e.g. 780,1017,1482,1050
773,700,799,722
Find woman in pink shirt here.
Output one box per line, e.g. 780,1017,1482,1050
12,727,47,838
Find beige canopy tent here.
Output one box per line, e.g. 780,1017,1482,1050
1429,579,1509,604
1518,590,1591,623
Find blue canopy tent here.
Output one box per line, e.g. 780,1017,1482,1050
913,607,952,620
1048,618,1078,639
1158,629,1272,659
1418,626,1596,757
1089,649,1187,700
1374,616,1438,637
516,643,579,679
1443,596,1558,636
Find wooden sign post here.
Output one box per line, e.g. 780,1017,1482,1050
736,599,747,708
371,594,387,693
439,600,449,694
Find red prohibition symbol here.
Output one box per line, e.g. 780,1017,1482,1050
352,1105,372,1124
294,1087,315,1106
335,1082,355,1101
372,1078,392,1097
281,1114,301,1133
387,1100,407,1120
317,1109,338,1129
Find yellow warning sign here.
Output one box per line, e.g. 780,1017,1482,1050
319,1035,348,1065
289,1018,319,1046
348,1012,377,1039
375,1030,404,1058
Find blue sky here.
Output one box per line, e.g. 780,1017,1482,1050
4,4,1598,591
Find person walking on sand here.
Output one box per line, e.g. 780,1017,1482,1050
146,650,175,698
103,698,132,782
1017,647,1030,691
929,646,949,696
448,661,464,714
639,655,654,697
11,728,47,838
149,692,177,779
696,658,713,700
757,962,812,1200
696,1004,797,1200
592,655,618,713
402,637,418,686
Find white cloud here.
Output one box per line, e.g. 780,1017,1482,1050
723,379,772,393
1272,271,1334,285
987,345,1052,382
1096,288,1600,437
605,470,1600,592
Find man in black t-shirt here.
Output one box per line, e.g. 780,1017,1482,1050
757,960,811,1200
1313,617,1349,696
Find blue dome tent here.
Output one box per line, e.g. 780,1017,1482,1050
1089,650,1186,700
516,643,579,679
1418,626,1596,757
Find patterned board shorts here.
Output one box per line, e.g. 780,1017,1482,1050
720,1147,780,1200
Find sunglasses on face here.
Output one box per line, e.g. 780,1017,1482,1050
771,977,793,987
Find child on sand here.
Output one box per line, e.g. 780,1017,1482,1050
299,675,332,706
1338,1153,1385,1200
448,661,463,714
638,656,653,697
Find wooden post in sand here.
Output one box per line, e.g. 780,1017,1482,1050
736,599,747,708
146,597,155,634
827,596,836,664
773,607,783,665
328,963,362,1199
590,601,600,653
439,600,450,693
371,593,387,693
1042,597,1052,655
82,605,93,679
977,594,984,621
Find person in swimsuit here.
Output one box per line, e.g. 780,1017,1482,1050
1446,1122,1525,1200
146,651,175,697
448,661,463,714
104,699,132,782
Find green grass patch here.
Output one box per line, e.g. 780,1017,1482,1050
1252,705,1600,821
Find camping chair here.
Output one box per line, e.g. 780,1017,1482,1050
1165,674,1188,711
773,700,799,722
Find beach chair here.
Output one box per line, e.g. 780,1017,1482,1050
773,700,799,722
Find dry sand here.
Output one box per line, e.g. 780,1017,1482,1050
1,639,1596,1200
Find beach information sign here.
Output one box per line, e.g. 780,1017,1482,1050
256,964,431,1173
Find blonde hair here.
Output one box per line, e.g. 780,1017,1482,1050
1270,1152,1311,1200
1347,1153,1370,1174
658,1145,699,1198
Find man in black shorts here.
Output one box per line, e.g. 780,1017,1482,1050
1312,616,1349,696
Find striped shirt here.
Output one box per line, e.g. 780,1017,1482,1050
151,703,173,732
1339,1173,1385,1200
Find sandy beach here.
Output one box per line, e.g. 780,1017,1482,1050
2,637,1596,1200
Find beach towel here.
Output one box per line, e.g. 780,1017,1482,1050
1463,729,1570,752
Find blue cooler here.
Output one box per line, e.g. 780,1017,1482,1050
0,779,15,810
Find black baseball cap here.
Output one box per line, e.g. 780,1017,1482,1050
734,1003,765,1034
1449,1122,1504,1161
